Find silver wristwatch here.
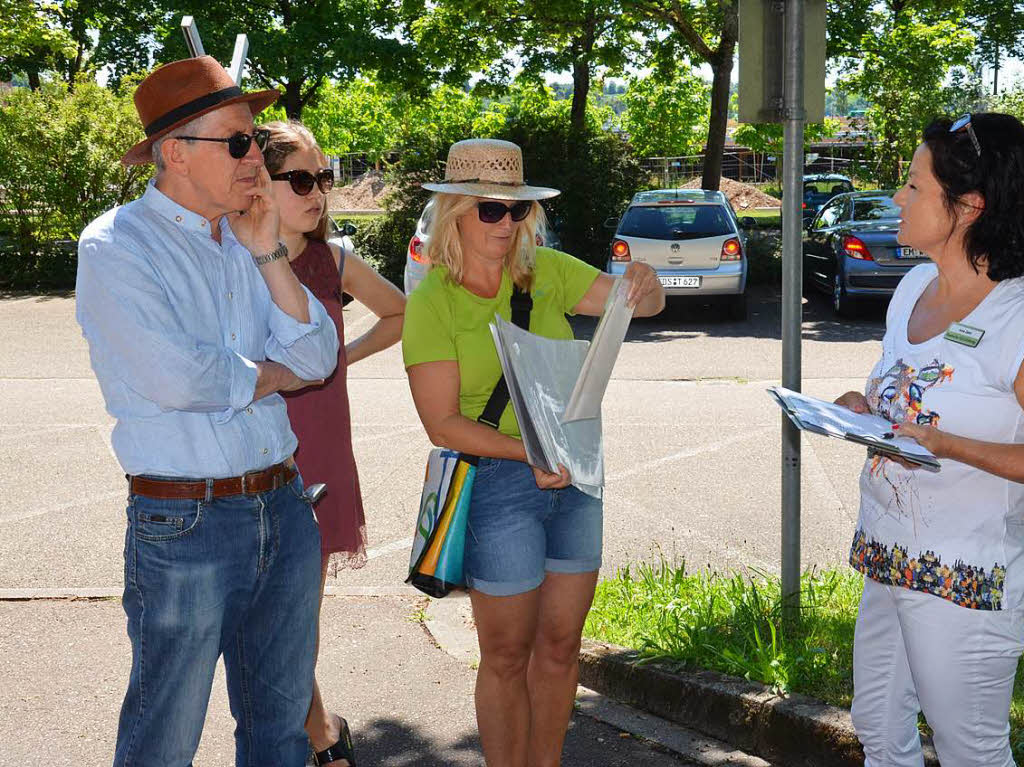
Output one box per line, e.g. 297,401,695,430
252,242,288,267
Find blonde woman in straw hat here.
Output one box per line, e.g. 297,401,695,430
402,138,665,766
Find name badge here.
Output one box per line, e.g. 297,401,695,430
944,322,985,348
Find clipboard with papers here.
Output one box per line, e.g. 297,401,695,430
767,386,941,471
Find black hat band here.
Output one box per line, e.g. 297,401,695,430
144,86,244,137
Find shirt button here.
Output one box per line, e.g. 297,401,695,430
201,221,206,228
175,215,182,223
263,448,269,455
247,407,253,415
231,333,236,340
227,291,233,300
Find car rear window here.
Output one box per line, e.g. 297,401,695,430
618,204,734,240
804,180,853,195
852,196,900,221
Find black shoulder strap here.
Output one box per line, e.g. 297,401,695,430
478,286,533,429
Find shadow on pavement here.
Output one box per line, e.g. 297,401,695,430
571,286,886,345
356,717,480,766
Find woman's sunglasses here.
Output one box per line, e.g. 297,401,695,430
477,200,533,224
950,114,982,157
178,128,271,159
270,168,335,196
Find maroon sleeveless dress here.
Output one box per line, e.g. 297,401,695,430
283,238,367,570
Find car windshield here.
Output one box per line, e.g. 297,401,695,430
804,180,853,195
853,196,900,221
618,204,733,241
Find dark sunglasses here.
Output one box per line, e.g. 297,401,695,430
177,128,271,159
950,114,982,157
477,200,533,224
269,168,335,196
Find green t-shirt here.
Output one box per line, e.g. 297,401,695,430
402,247,601,438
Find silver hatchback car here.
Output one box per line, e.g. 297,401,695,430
606,189,748,318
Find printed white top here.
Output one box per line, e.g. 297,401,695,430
850,263,1024,610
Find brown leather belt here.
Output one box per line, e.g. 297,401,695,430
127,459,297,500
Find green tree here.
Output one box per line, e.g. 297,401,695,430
622,0,737,191
296,78,404,164
842,3,974,187
0,0,76,88
151,0,424,119
621,68,710,157
0,78,149,287
414,0,645,135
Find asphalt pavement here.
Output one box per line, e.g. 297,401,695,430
0,285,886,764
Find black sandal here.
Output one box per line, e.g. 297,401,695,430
312,717,356,766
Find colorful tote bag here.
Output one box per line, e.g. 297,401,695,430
406,287,533,598
407,449,479,597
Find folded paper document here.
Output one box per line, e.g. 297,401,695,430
563,277,635,423
767,386,940,471
488,278,635,498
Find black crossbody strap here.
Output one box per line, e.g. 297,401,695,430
478,285,533,429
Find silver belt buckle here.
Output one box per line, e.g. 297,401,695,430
240,469,260,495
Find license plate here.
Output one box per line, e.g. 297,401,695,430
898,246,924,259
658,276,701,288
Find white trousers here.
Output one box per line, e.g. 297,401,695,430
852,577,1024,767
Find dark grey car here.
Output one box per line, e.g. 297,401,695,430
802,191,929,316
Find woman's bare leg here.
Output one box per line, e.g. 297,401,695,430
470,587,542,767
526,571,599,767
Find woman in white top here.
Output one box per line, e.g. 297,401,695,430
835,113,1024,766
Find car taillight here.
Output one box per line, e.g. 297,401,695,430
842,235,873,260
611,240,631,262
802,201,807,209
721,237,742,262
408,236,426,263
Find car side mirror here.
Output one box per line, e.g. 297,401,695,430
342,223,357,237
740,216,757,229
603,217,619,230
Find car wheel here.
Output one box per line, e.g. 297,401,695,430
832,272,855,317
724,293,747,321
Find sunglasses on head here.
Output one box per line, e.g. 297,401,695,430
177,128,271,159
477,200,533,224
950,114,982,157
270,168,335,196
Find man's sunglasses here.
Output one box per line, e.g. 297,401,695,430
270,168,335,196
477,200,533,224
177,128,271,159
950,114,982,157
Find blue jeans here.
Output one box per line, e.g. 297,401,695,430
465,457,603,596
113,474,322,767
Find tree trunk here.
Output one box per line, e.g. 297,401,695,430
570,57,591,135
702,51,734,191
27,68,41,90
282,81,303,120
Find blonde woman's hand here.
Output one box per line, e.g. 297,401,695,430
532,463,571,490
623,262,660,308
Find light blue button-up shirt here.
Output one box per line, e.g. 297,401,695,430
76,181,339,478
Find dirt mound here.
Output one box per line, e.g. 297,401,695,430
681,177,781,209
328,171,392,211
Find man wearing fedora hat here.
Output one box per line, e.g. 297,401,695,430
75,56,339,766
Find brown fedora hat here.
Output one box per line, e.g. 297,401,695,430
121,55,280,166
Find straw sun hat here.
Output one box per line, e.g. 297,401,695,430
421,139,560,200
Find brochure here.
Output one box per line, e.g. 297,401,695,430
562,277,635,423
767,386,940,471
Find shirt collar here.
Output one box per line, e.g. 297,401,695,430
142,180,216,235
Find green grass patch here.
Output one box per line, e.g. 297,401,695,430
584,561,1024,759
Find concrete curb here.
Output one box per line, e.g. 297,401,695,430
579,638,939,767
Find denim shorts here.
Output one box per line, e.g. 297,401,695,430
465,457,603,596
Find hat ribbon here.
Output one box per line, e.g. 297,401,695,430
144,85,244,137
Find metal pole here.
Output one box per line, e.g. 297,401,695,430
781,0,805,623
